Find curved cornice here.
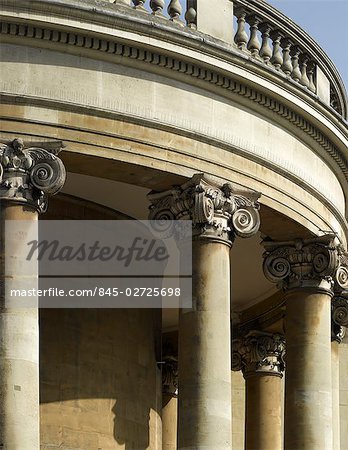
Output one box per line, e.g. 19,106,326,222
1,14,347,185
1,0,346,119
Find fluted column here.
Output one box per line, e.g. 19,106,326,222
233,331,285,450
162,356,178,450
148,174,260,450
263,236,348,450
0,138,66,449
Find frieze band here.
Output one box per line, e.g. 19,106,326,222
0,18,346,185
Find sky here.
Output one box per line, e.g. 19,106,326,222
266,0,348,90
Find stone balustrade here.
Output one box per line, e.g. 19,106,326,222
101,0,346,119
112,0,196,27
232,0,346,119
234,7,317,91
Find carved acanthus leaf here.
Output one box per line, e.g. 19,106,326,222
263,235,340,291
162,356,178,397
232,331,285,377
332,296,348,343
0,138,66,212
148,174,260,242
335,247,348,292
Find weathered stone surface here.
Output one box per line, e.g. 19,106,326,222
40,308,162,449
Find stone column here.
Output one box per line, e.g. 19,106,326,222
331,339,341,450
162,356,178,450
0,138,66,449
148,174,260,450
232,331,285,450
263,236,348,450
331,296,348,450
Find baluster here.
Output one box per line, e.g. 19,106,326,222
168,0,183,22
185,6,197,29
280,38,293,76
270,31,283,70
259,24,273,64
234,7,249,51
246,15,262,57
150,0,164,15
307,61,316,93
132,0,146,9
290,46,302,82
330,86,340,113
299,54,310,88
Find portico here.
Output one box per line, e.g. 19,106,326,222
1,143,347,449
0,0,347,449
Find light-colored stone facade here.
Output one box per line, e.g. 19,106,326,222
40,308,162,450
0,0,347,449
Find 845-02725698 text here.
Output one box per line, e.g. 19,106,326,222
10,287,182,298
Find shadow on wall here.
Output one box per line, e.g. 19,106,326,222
39,308,161,450
112,400,151,449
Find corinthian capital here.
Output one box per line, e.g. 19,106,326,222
262,235,340,292
332,296,348,343
148,174,260,243
232,331,285,378
162,356,178,397
0,138,66,213
335,248,348,293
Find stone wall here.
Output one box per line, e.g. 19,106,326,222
39,195,162,449
40,308,162,450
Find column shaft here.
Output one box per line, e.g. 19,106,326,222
284,290,333,450
162,394,178,450
332,341,340,450
178,240,231,449
147,173,260,450
245,374,282,450
0,204,39,450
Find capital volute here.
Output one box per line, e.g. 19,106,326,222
0,138,66,213
232,331,285,378
148,173,260,244
262,235,340,293
334,247,348,293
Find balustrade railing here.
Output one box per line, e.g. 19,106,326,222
123,0,196,26
106,0,197,27
35,0,348,118
233,5,317,93
232,0,346,118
